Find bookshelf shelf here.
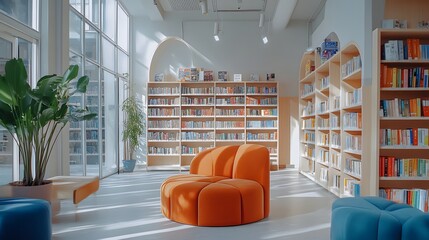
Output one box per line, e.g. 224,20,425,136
374,27,429,211
147,81,278,170
299,41,368,198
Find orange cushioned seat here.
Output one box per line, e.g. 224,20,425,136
160,144,270,226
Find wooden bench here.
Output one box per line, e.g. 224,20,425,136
48,176,99,205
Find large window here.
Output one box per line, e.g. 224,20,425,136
69,0,128,177
0,2,38,184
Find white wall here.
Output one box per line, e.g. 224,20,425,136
132,14,308,97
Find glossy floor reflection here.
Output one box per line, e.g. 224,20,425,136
52,169,336,240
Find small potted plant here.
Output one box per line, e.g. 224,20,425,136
122,93,145,172
0,58,96,200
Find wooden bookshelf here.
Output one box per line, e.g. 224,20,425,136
147,81,279,170
373,28,429,211
299,42,371,197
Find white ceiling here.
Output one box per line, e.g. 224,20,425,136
120,0,324,27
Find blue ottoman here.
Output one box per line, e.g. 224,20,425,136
331,196,429,240
0,198,52,240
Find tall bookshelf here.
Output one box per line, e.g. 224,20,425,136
147,81,279,170
299,42,371,197
373,29,429,211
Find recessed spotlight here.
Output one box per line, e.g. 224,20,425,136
262,36,268,44
214,35,220,41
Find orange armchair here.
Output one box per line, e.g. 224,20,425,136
161,144,270,226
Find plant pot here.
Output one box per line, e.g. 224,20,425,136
9,180,60,215
122,159,137,172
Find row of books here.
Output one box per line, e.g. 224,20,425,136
319,133,329,146
177,68,213,82
344,178,360,197
148,108,179,116
247,120,277,128
149,98,180,105
345,134,362,151
247,109,277,116
181,132,215,140
320,168,328,182
317,117,328,128
321,76,330,89
331,152,341,169
148,132,179,141
341,56,361,78
148,146,180,155
148,120,180,128
216,97,245,105
379,98,429,117
148,87,180,95
247,86,277,94
343,112,362,129
216,121,244,128
318,149,329,163
380,65,429,88
216,133,245,140
303,131,315,143
379,188,428,212
303,118,316,129
318,101,329,113
303,145,315,159
379,157,429,177
331,115,340,128
215,86,244,94
182,146,213,154
382,39,429,61
332,174,340,190
216,109,245,116
345,88,362,107
182,97,214,105
182,87,214,94
380,128,429,147
246,97,277,105
246,132,277,140
331,132,340,147
344,158,361,177
182,108,213,116
182,121,214,128
302,101,315,116
302,84,314,97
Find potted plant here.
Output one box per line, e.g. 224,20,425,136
0,58,96,190
121,94,145,172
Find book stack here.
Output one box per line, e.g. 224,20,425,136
383,39,429,60
344,158,362,177
344,178,360,197
379,157,429,177
379,128,429,147
380,65,429,88
380,98,429,117
379,188,428,212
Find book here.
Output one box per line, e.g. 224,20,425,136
154,73,164,82
218,71,228,81
233,74,242,82
249,73,259,82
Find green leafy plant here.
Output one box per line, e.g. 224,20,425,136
122,95,145,160
0,58,97,186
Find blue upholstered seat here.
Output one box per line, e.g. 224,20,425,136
0,198,51,240
331,196,429,240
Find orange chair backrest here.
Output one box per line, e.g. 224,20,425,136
190,145,239,178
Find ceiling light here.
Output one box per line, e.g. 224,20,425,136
262,36,268,44
214,22,220,41
259,13,264,28
199,0,208,15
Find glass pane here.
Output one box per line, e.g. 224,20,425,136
102,37,114,71
85,23,99,62
0,37,13,185
69,52,84,176
118,49,128,76
101,0,116,41
70,0,82,13
102,70,118,177
17,38,33,85
85,61,100,176
117,5,128,52
118,77,126,170
69,11,82,54
0,0,35,29
85,0,99,26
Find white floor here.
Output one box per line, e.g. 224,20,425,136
52,169,336,240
